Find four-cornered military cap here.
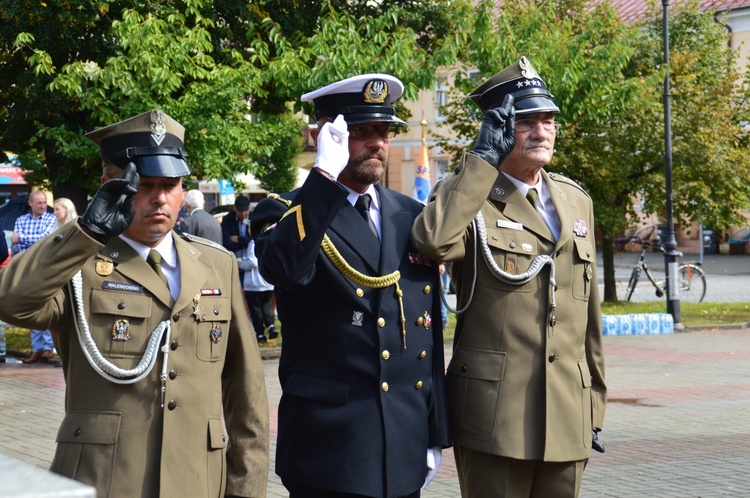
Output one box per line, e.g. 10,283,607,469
85,109,190,177
302,74,406,125
469,57,560,115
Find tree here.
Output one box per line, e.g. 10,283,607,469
3,0,472,206
434,0,750,301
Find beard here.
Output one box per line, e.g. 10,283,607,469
339,148,388,186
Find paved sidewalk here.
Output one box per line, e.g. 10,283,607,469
2,327,749,497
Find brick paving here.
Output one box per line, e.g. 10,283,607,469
2,327,750,497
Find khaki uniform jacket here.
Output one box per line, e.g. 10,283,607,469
412,153,606,462
0,222,269,498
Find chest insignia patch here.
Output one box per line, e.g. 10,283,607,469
352,311,363,326
192,294,206,322
422,311,432,330
112,318,131,341
200,288,222,296
573,219,589,237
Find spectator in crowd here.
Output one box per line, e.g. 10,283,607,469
53,197,78,227
221,195,251,280
176,189,223,244
0,109,269,497
412,57,606,498
252,73,450,498
11,190,57,363
239,238,277,343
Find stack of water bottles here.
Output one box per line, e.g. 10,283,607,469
601,313,674,336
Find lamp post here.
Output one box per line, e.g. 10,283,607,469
662,0,682,328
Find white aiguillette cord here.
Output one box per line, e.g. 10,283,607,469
441,211,557,319
69,271,172,404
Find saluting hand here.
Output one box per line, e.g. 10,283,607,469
79,162,140,243
313,114,350,180
470,94,516,168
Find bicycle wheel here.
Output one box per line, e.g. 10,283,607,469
677,264,706,303
623,268,640,301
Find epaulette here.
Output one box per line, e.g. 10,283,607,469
548,172,591,199
179,232,231,254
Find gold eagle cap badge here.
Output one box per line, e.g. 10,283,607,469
519,56,540,80
363,80,389,104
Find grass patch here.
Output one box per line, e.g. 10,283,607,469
600,301,750,326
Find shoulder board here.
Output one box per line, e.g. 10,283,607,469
180,233,231,254
548,172,591,198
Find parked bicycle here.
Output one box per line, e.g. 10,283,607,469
616,235,706,303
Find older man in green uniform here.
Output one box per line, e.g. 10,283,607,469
0,110,269,498
412,58,606,497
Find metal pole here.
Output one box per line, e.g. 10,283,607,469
662,0,682,328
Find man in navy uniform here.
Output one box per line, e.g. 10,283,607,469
412,57,606,497
0,110,269,497
251,74,451,498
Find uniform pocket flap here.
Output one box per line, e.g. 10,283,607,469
91,288,152,318
578,359,592,388
448,347,507,381
574,239,595,263
56,411,122,444
485,226,539,256
284,373,349,405
208,417,227,449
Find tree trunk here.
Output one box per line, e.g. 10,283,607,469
601,235,619,302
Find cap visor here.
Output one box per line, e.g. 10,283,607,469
515,96,560,115
344,114,407,126
136,155,190,177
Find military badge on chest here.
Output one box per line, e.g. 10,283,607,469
112,318,131,341
573,219,588,237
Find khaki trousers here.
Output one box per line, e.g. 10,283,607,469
455,444,584,498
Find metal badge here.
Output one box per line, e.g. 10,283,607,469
96,261,114,276
192,294,206,322
150,110,167,145
112,318,131,341
521,243,533,252
422,311,432,330
210,323,223,344
363,80,388,104
573,219,589,237
519,56,541,80
352,311,363,327
494,187,505,196
585,263,593,282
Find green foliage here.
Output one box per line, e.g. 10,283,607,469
435,0,750,301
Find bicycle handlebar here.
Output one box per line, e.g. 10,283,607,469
615,235,684,257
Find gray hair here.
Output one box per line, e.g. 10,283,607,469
185,189,205,209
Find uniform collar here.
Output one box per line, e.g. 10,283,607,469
119,231,178,270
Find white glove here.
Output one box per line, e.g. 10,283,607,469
421,446,443,490
313,114,349,180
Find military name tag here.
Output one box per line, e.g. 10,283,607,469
96,261,114,276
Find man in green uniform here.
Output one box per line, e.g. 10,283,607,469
0,110,269,498
412,57,606,497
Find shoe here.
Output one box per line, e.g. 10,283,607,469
268,326,279,340
22,350,53,364
256,334,268,344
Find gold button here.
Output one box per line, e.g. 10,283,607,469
423,285,431,295
356,288,364,297
415,381,423,390
377,318,386,327
381,350,390,360
381,382,389,392
416,317,424,326
418,350,427,359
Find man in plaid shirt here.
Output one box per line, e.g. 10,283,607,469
11,190,58,363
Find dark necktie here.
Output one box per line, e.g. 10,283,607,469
355,194,379,240
147,249,170,290
526,188,540,211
